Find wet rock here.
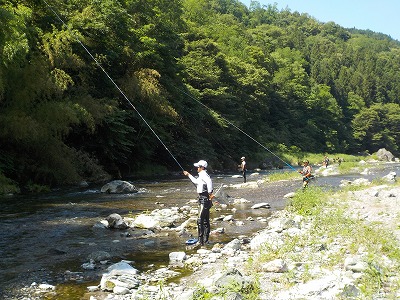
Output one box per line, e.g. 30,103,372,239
81,260,96,270
223,215,234,221
100,261,140,292
93,220,108,229
100,180,138,194
38,283,55,291
106,213,129,229
251,202,270,209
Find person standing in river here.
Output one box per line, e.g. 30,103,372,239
323,155,329,168
183,160,214,246
299,159,312,188
240,156,247,183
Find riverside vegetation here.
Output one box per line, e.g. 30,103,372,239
3,0,400,193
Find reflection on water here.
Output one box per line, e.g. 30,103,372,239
1,164,399,298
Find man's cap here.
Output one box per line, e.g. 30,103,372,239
194,160,208,168
241,157,245,160
303,160,309,163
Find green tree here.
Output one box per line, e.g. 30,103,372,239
305,83,344,151
352,104,400,154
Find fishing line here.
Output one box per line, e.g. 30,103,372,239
179,88,297,172
43,0,296,173
42,0,185,171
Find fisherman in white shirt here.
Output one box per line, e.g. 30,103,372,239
183,160,214,246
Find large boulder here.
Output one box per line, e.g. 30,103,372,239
376,148,394,161
100,261,140,291
101,180,138,194
106,213,129,229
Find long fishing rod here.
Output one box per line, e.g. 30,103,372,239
43,0,296,173
42,0,185,171
179,88,298,172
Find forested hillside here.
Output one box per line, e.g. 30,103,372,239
2,0,400,192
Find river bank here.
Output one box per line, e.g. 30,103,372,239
4,161,400,299
83,161,400,299
0,169,296,299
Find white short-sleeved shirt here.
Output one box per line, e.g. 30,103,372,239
188,170,213,194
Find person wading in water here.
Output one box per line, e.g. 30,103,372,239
183,160,214,246
299,159,312,188
240,156,247,183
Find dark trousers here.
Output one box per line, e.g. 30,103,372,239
243,170,247,183
197,203,210,245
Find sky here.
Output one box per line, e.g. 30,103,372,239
240,1,400,41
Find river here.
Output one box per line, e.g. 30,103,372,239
1,164,399,299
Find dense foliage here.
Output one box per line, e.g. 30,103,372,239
1,0,400,191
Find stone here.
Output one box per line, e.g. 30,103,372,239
100,180,138,193
262,259,288,273
106,213,128,229
251,202,271,209
376,148,394,161
169,251,187,263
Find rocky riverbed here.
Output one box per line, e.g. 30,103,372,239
7,162,400,299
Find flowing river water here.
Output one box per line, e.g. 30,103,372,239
1,164,399,299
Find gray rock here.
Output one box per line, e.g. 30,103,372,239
106,213,129,229
376,148,394,161
101,180,138,193
100,261,140,291
113,286,130,295
169,251,186,263
251,202,270,209
262,259,288,273
215,269,245,290
382,171,396,182
340,284,360,298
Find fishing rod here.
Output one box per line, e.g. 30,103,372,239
43,0,297,174
178,88,298,172
42,0,185,172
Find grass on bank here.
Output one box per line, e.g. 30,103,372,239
191,279,260,300
266,153,384,181
278,151,364,167
266,171,301,182
251,186,400,298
